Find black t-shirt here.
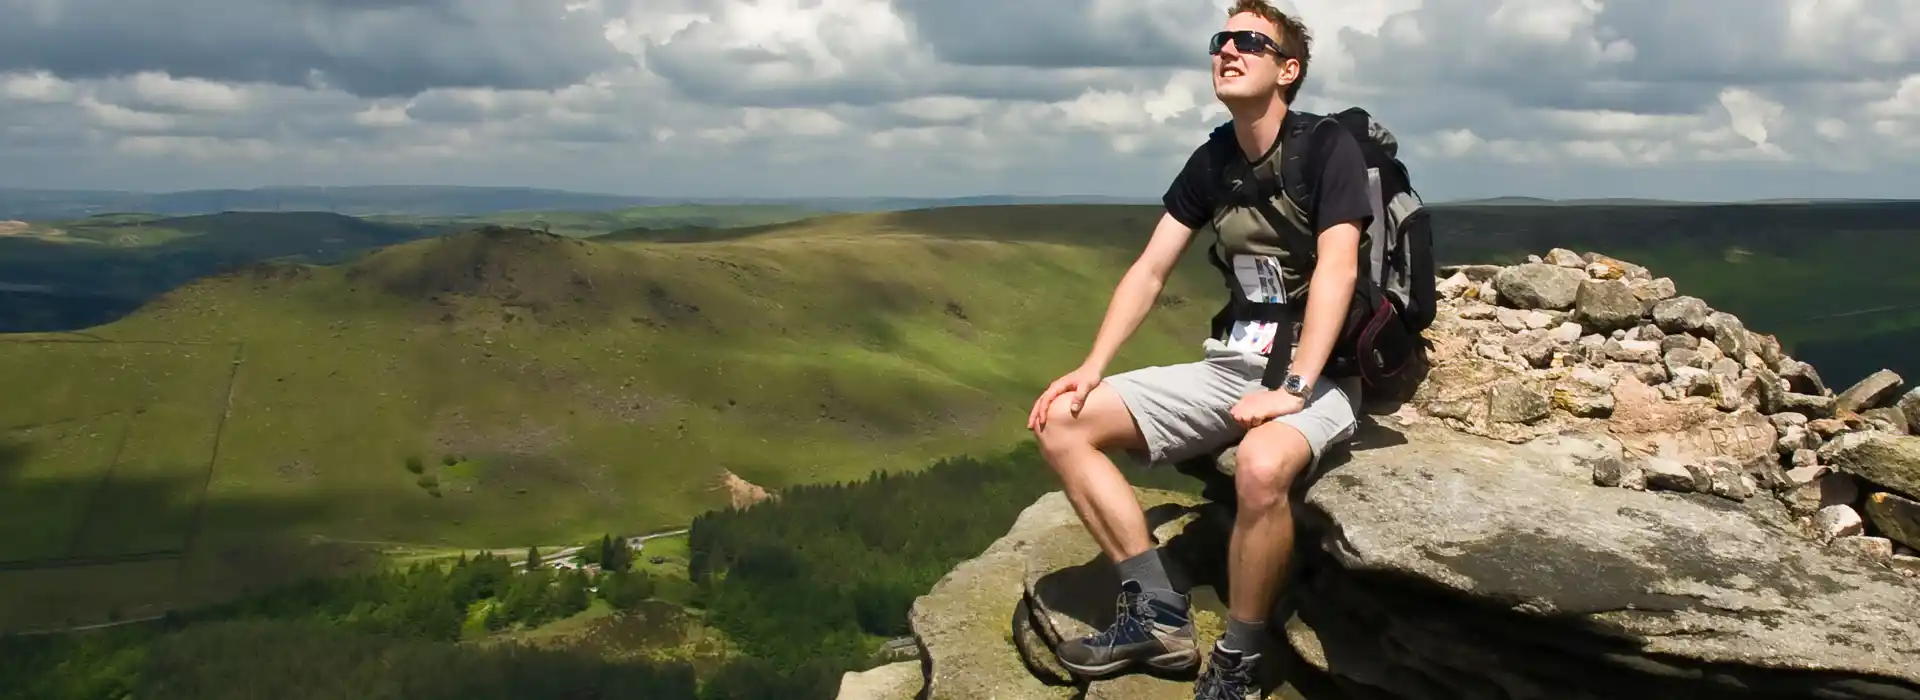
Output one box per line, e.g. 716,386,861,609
1161,115,1375,238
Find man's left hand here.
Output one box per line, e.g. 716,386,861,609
1231,389,1305,428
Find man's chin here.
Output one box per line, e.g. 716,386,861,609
1213,88,1262,105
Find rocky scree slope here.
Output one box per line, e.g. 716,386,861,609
838,248,1920,700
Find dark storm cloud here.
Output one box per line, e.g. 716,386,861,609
0,0,629,98
646,33,1178,108
887,0,1217,69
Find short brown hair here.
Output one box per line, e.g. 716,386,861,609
1227,0,1312,102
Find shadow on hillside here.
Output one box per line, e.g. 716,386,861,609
0,214,434,334
606,205,1165,249
0,446,512,633
0,289,147,334
0,438,28,479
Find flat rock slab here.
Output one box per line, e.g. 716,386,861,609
1606,376,1777,466
1299,420,1920,700
835,661,926,700
908,493,1079,700
1017,489,1228,700
1821,432,1920,501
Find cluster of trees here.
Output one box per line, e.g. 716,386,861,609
201,547,651,641
1,545,662,697
2,619,701,700
684,442,1070,697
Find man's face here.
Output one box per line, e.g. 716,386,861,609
1210,12,1294,103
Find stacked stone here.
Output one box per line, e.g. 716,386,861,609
1430,248,1920,576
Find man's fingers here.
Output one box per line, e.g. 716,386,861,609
1031,381,1069,429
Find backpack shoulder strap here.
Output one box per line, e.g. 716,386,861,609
1275,110,1337,233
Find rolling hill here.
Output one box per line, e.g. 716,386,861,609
0,205,1222,629
0,207,829,333
366,204,822,239
5,198,1919,632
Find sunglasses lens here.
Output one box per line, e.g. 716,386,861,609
1210,31,1273,55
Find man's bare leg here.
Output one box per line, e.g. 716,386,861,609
1221,419,1314,652
1032,382,1154,562
1033,382,1200,676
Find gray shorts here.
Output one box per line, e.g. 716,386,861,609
1104,338,1360,470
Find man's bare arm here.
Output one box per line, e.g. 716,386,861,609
1079,212,1197,375
1286,221,1361,386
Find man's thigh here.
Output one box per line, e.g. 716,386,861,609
1101,354,1255,468
1256,376,1361,475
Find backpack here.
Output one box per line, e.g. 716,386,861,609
1203,107,1436,391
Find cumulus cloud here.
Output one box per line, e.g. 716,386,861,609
0,0,1915,201
0,0,627,97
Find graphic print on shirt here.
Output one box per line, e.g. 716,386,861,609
1225,254,1286,354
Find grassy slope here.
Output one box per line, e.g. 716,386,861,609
0,205,1222,627
9,199,1917,630
371,205,822,239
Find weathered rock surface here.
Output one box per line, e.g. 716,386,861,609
1294,421,1920,700
1899,388,1920,433
1865,491,1920,552
836,661,925,700
1572,279,1642,333
1015,490,1232,699
1494,263,1584,310
875,249,1920,700
1820,432,1920,500
1651,296,1711,334
902,493,1081,700
1837,369,1905,416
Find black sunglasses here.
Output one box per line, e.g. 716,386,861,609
1209,30,1284,57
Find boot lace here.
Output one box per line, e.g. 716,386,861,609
1194,651,1255,700
1082,589,1160,652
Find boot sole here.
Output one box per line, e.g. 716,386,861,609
1058,646,1199,677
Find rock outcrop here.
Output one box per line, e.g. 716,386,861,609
1286,422,1920,700
841,249,1920,700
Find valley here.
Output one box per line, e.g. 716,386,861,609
3,198,1918,698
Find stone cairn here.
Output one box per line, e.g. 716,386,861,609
1427,247,1920,569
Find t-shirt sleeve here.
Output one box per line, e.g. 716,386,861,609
1309,126,1375,236
1162,141,1217,230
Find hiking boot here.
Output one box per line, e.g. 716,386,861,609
1055,579,1197,677
1192,643,1261,700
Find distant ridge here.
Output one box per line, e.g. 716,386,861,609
7,185,1912,221
0,186,1156,221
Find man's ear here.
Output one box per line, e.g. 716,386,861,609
1276,58,1300,89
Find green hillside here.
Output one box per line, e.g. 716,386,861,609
0,207,822,333
7,199,1919,632
0,212,436,332
0,205,1221,630
371,204,822,239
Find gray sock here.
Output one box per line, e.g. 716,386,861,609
1115,549,1175,596
1219,616,1266,657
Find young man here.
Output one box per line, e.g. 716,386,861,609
1024,2,1373,697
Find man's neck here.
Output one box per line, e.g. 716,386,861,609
1226,96,1291,163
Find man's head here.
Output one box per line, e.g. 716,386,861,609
1210,1,1312,107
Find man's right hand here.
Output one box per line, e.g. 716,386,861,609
1028,365,1104,431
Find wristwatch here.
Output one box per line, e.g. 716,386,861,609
1280,373,1312,398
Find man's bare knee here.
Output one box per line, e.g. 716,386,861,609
1034,384,1144,457
1235,423,1311,512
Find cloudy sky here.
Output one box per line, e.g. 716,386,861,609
1,0,1916,202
